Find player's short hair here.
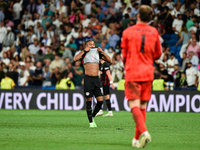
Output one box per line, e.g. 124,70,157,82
86,40,93,45
139,5,152,22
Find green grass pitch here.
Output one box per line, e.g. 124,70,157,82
0,110,200,150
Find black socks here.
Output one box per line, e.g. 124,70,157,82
105,99,112,111
86,101,92,123
92,101,103,117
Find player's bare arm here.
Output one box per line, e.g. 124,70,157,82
73,47,90,62
106,70,115,90
98,47,112,63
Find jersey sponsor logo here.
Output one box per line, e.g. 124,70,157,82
86,92,90,96
105,67,109,70
100,87,104,95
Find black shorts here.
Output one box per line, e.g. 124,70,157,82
103,85,110,95
84,75,103,98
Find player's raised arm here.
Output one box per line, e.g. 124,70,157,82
98,47,112,63
74,47,90,62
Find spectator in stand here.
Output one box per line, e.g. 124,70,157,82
186,62,198,87
18,61,30,86
0,64,5,82
0,21,7,52
50,66,60,86
46,25,54,39
122,14,130,30
1,52,10,66
179,72,187,88
13,0,22,28
8,62,18,85
172,64,182,87
37,0,45,17
28,38,40,58
84,0,91,16
75,32,84,50
158,54,169,69
186,39,200,57
172,14,183,39
176,24,191,46
35,50,44,63
44,4,54,18
101,19,108,37
130,3,139,20
56,0,67,16
74,60,83,89
96,7,106,22
3,27,14,48
32,61,43,86
41,32,51,46
43,59,51,72
84,28,93,42
35,25,44,41
188,51,199,71
44,46,55,62
111,53,123,83
171,2,182,19
50,53,64,72
66,36,77,56
25,61,34,85
82,14,91,28
166,0,175,10
98,39,108,51
186,15,197,30
167,53,179,75
5,18,14,28
104,46,115,62
27,0,37,14
92,32,102,47
158,63,173,82
158,0,169,20
61,44,73,62
153,20,166,37
0,7,5,24
41,13,52,30
108,28,120,49
181,52,190,71
42,65,51,86
26,28,36,45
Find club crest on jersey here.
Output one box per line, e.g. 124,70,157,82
86,92,90,96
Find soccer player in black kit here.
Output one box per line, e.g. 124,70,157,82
74,40,111,128
96,59,115,117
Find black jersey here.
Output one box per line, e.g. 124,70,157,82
100,62,110,86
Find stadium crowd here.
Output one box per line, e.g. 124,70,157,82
0,0,199,90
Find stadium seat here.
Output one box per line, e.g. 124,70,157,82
165,39,177,46
169,46,177,53
176,46,181,52
175,51,180,58
170,34,176,39
162,34,170,40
